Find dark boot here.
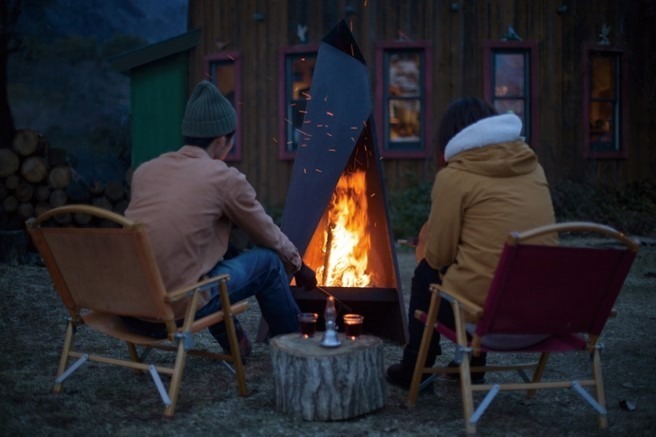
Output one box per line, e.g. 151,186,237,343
209,318,252,364
386,341,441,389
446,353,487,384
386,260,443,389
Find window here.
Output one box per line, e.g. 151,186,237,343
205,52,242,161
279,46,319,160
375,41,432,159
483,41,538,150
583,45,628,159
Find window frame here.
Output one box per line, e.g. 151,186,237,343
374,40,433,159
582,44,629,159
278,44,320,160
483,40,540,153
204,51,242,162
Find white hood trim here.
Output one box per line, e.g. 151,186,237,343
444,113,523,162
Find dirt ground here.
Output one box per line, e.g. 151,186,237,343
1,242,655,436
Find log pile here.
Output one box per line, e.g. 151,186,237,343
1,129,131,230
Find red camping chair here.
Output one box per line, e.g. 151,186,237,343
406,222,640,435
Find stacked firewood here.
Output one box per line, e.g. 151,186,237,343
0,129,131,229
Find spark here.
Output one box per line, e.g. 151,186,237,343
351,137,355,142
370,193,376,197
302,91,312,99
328,148,336,152
351,126,358,130
326,111,334,116
326,133,333,137
315,168,322,173
284,118,292,125
304,168,307,174
272,137,278,143
228,55,235,61
299,110,307,114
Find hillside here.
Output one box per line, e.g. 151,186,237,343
7,0,187,183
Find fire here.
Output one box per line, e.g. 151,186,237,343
313,169,372,287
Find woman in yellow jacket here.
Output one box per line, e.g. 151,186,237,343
386,97,556,388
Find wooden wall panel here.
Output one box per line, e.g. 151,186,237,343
186,0,655,210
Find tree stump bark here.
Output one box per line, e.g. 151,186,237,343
270,333,387,421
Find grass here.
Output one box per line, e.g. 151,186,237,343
0,240,655,436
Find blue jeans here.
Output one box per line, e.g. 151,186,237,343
198,247,301,338
122,247,300,344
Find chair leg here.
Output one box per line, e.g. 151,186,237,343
163,340,188,417
54,320,75,393
407,291,441,406
451,302,476,435
459,352,477,436
527,352,550,398
125,341,147,375
591,349,608,429
218,279,248,396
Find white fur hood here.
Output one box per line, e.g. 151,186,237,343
444,113,523,162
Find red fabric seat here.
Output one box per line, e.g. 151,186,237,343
406,222,639,435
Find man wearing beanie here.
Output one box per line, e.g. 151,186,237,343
124,80,317,360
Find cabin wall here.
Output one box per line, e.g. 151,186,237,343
187,0,655,210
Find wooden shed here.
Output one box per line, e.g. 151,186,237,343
111,29,201,166
128,0,655,211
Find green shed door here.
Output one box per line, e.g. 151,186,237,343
130,51,188,167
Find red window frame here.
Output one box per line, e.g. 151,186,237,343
375,41,433,159
278,45,320,160
204,51,242,162
582,44,629,159
483,40,540,153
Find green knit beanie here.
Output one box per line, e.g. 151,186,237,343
181,80,237,138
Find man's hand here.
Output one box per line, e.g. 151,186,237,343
294,263,317,291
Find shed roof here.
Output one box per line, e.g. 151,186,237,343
110,28,201,73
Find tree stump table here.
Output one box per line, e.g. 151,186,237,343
270,333,387,421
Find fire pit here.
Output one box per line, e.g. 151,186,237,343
277,20,408,344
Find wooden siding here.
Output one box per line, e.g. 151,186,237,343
187,0,656,210
130,53,189,166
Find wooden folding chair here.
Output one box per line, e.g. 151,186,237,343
26,205,250,417
406,222,640,435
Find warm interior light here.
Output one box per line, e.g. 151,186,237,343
304,169,373,287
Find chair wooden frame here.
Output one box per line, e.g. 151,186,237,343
26,205,250,417
406,222,640,435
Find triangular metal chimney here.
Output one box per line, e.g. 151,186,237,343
280,20,407,343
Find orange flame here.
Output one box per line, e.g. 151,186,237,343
312,169,372,287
